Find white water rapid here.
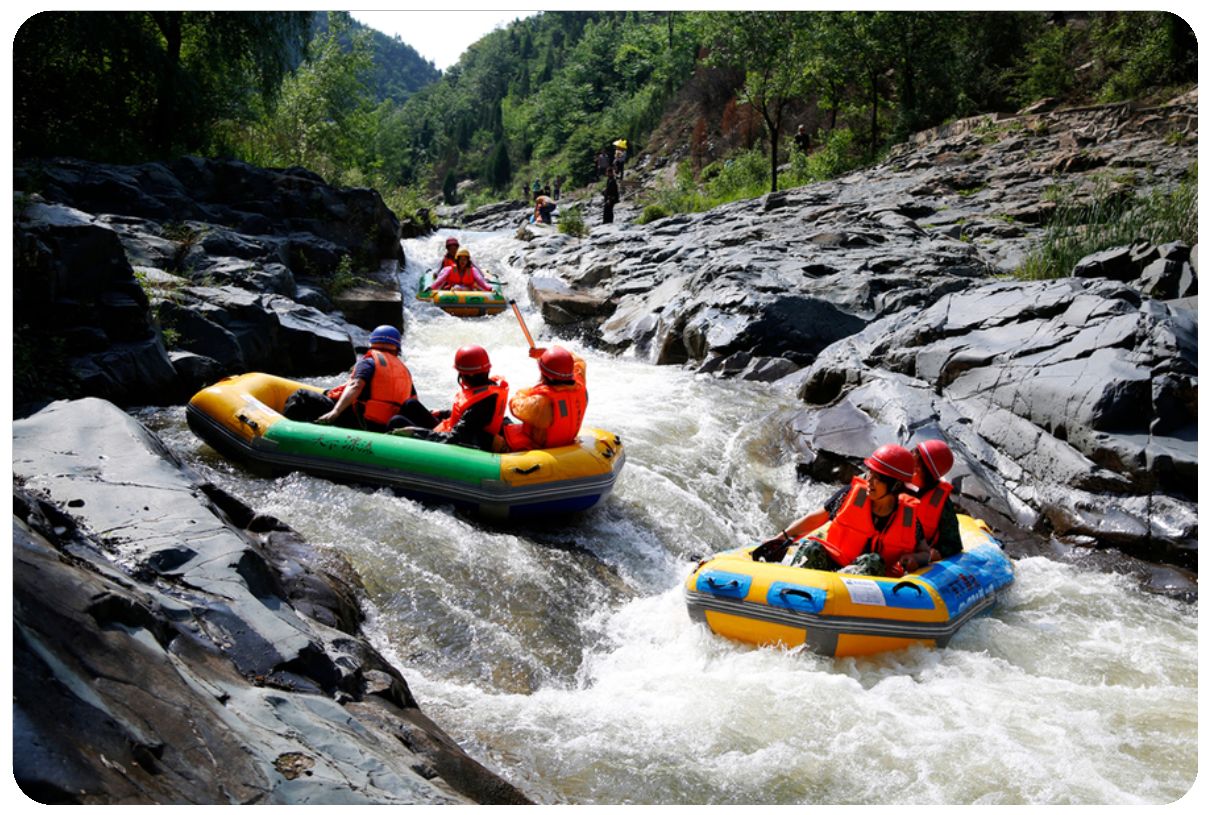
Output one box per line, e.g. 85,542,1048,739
141,230,1197,805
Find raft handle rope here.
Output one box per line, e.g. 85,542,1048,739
706,577,739,590
236,413,260,432
892,582,924,595
780,588,815,601
513,464,542,475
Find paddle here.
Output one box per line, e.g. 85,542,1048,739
509,299,537,350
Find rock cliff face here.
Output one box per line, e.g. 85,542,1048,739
14,158,404,413
509,94,1198,568
13,399,529,805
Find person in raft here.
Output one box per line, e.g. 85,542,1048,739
501,345,587,452
752,443,930,577
437,236,460,270
389,345,509,452
301,325,431,432
909,439,964,562
432,247,493,292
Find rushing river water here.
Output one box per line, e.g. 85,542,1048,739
141,231,1198,805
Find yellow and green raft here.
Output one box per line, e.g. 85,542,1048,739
416,269,507,317
187,372,624,519
685,515,1014,658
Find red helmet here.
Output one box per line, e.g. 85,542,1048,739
916,439,954,480
445,237,460,248
538,346,575,380
454,344,490,375
864,444,915,483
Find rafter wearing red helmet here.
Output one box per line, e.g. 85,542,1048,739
502,345,588,452
751,443,930,578
390,345,510,451
908,439,963,565
437,236,460,270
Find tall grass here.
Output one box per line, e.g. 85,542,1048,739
1016,166,1197,280
636,128,869,223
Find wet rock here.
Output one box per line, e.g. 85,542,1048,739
15,157,406,407
12,398,530,805
791,277,1196,563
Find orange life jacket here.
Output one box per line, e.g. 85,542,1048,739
914,480,953,546
502,380,588,451
360,350,413,426
435,377,509,435
812,477,920,576
440,256,457,269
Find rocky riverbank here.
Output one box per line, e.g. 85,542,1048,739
13,399,530,804
506,93,1198,572
12,159,533,804
9,92,1198,803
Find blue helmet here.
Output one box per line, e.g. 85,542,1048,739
369,325,402,349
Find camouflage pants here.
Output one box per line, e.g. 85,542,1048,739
790,541,886,577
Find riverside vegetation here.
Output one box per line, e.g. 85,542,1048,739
15,11,1197,241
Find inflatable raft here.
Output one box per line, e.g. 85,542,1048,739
685,515,1013,658
416,269,507,317
186,372,624,519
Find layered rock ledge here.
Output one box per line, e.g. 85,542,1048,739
13,398,530,804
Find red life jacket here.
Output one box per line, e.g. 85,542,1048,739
360,350,413,426
502,380,588,451
440,256,457,268
440,263,480,289
813,477,920,577
914,480,953,545
435,377,509,435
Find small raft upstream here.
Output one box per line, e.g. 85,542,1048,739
186,372,624,519
416,269,508,317
685,515,1014,658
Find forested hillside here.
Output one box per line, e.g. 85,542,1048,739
14,10,1196,218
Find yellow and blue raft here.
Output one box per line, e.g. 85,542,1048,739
685,515,1014,658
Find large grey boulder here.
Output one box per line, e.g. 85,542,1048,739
793,277,1197,565
12,398,530,805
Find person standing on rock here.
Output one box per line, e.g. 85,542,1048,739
752,444,929,577
908,439,963,565
502,346,588,452
595,149,610,181
602,165,620,224
533,194,556,225
285,325,430,433
794,124,810,155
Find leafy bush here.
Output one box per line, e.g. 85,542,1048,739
784,128,866,188
637,204,670,224
558,204,589,237
1017,165,1197,280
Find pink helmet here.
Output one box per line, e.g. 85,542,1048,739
916,439,954,480
864,444,916,483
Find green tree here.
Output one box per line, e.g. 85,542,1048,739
236,13,375,181
14,11,311,161
704,11,813,192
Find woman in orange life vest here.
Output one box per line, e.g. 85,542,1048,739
438,236,460,270
311,325,430,432
752,444,930,577
389,345,509,452
909,439,964,564
432,247,493,292
501,346,588,452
